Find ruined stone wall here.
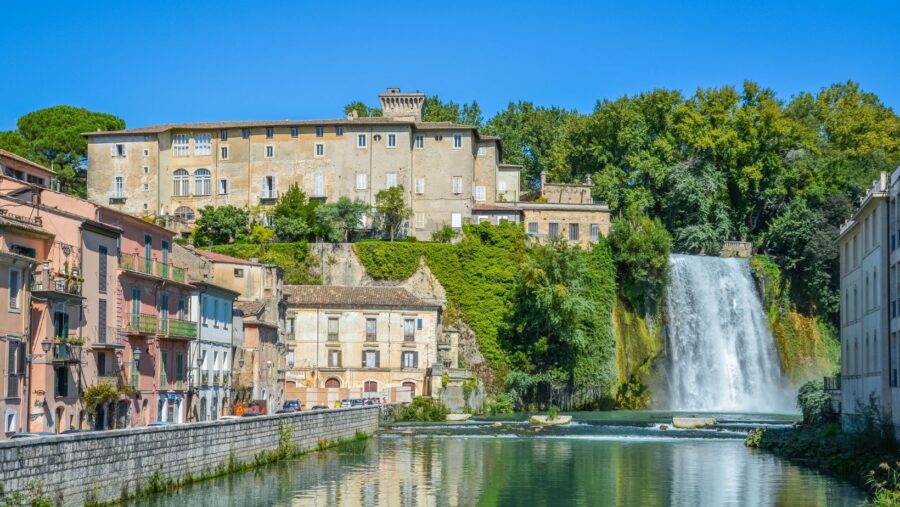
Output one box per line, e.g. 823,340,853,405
0,406,379,506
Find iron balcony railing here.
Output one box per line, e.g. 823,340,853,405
120,253,187,283
163,318,197,338
52,341,81,363
824,376,841,392
127,313,158,334
95,326,125,347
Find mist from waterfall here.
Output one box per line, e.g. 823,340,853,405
664,254,794,413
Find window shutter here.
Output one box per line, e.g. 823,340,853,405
376,350,381,368
337,350,342,367
110,144,116,157
414,352,418,369
362,351,367,368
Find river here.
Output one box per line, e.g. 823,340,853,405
130,413,865,507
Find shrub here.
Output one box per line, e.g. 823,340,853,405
431,225,459,243
394,396,450,422
797,379,831,426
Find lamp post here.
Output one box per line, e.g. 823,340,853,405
41,339,51,355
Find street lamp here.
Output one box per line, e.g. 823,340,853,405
132,346,141,364
238,356,245,368
196,351,204,367
41,339,52,354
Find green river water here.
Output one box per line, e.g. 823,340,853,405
131,413,865,507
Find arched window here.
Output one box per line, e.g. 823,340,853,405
174,206,195,222
325,378,340,388
195,168,211,196
364,380,378,393
173,169,190,197
402,381,416,397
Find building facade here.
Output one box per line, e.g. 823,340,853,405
189,282,238,421
284,285,441,407
84,89,523,240
838,170,898,434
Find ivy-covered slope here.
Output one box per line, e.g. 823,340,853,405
750,255,840,382
211,242,320,285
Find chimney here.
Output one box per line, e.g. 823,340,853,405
378,88,426,122
347,109,359,120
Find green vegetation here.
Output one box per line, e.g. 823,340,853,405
430,224,459,243
750,255,840,381
271,184,319,242
210,242,319,285
797,380,832,426
373,185,412,241
0,481,54,507
393,396,450,422
192,205,251,246
608,210,672,311
0,105,125,197
80,377,134,417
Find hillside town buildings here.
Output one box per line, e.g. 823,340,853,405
837,168,900,434
83,88,609,247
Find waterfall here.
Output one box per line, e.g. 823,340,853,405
664,254,793,413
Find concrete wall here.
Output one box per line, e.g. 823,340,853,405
0,406,380,506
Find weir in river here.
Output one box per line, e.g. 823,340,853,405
665,254,793,412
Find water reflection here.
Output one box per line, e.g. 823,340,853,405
133,435,864,507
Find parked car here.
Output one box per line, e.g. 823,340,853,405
310,405,329,411
282,400,302,412
339,399,366,408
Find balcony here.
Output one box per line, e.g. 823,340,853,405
52,340,82,363
91,326,126,350
108,190,127,202
127,313,158,335
161,318,197,340
259,189,278,201
120,253,188,284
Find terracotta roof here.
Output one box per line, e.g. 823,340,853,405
0,214,53,237
0,149,56,175
284,285,439,310
234,300,265,316
194,249,262,266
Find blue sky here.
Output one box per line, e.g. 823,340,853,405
1,0,897,130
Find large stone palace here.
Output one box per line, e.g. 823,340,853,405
84,88,609,242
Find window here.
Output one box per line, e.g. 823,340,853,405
387,134,396,148
357,134,367,148
315,143,324,157
174,206,195,221
415,177,425,194
194,133,212,156
404,319,415,341
261,175,276,199
143,148,150,157
474,186,486,202
173,169,190,196
364,380,378,393
291,127,299,138
386,173,397,189
54,367,68,398
113,176,125,197
590,224,600,241
453,134,462,149
548,222,559,238
194,168,211,195
528,222,538,235
7,339,21,398
452,176,462,194
287,318,295,339
498,181,507,193
143,183,149,192
111,143,126,157
160,350,168,386
265,145,274,158
220,145,229,160
314,174,325,197
402,351,418,369
451,213,462,228
356,173,367,190
315,126,324,137
417,318,423,330
415,213,425,230
178,298,185,320
363,350,379,368
435,135,443,141
415,135,424,149
99,246,108,293
336,126,344,136
328,350,341,367
242,128,250,139
366,318,377,341
172,134,189,157
8,270,21,310
218,178,228,195
143,165,149,174
569,223,579,241
266,127,274,139
213,300,219,328
234,268,244,278
175,353,184,385
327,317,339,341
202,296,209,327
220,129,228,141
98,299,107,343
373,134,382,141
97,351,107,378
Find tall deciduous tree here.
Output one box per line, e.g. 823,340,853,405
192,205,250,246
314,197,369,242
374,186,411,241
271,184,318,242
608,209,673,310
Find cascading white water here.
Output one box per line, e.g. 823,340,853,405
665,254,793,413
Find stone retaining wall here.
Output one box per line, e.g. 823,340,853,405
0,406,380,506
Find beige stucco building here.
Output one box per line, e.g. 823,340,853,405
283,285,442,407
85,88,524,240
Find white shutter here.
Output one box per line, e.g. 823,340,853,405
110,144,116,157
451,213,462,228
415,178,425,194
261,176,267,198
498,181,507,193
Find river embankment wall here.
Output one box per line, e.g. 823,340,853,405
0,406,379,506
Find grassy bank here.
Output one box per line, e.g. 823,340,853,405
210,242,320,284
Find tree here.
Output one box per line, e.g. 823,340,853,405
422,95,483,126
271,184,318,242
343,101,382,118
374,186,411,241
314,197,369,242
3,106,125,196
662,160,731,254
608,209,673,310
192,206,250,246
431,224,459,243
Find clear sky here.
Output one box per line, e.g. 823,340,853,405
1,0,897,130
